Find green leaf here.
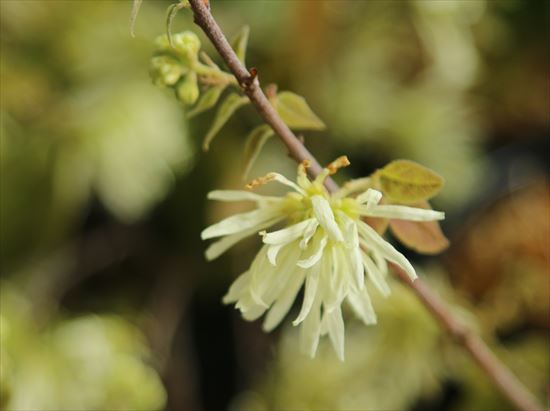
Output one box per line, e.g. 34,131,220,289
231,25,250,65
202,93,249,151
130,0,143,37
275,91,325,130
389,201,450,254
376,160,444,203
187,85,226,118
242,125,274,179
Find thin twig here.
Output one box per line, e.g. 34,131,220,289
187,1,544,410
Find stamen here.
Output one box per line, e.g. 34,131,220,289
327,156,351,175
246,173,276,190
297,160,312,188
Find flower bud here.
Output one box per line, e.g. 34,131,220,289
176,71,199,105
153,34,171,52
172,31,201,63
149,55,184,87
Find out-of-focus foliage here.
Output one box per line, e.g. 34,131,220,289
0,282,166,410
448,182,549,332
322,1,484,206
1,1,193,270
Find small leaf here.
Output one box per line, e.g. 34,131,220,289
242,125,274,179
275,91,326,130
377,160,444,203
187,85,226,118
231,25,250,65
130,0,143,37
202,93,249,151
390,201,449,254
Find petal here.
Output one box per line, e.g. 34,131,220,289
208,190,281,203
268,172,307,195
205,216,284,260
242,304,266,321
324,305,345,361
261,218,315,245
358,220,417,281
356,188,382,206
248,246,275,307
222,271,251,304
202,208,280,240
349,245,364,291
311,196,344,242
299,296,322,358
361,252,391,297
371,249,388,276
347,287,377,325
299,219,319,249
262,268,306,332
258,242,302,306
339,213,364,291
293,263,321,325
236,294,267,321
297,234,328,269
324,246,348,312
267,244,284,266
359,204,444,221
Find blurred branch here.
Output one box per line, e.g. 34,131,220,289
186,1,544,411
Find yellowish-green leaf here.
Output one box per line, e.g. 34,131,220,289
231,25,250,65
187,85,226,118
130,0,143,37
242,125,274,179
377,160,444,203
202,93,249,151
275,91,326,131
390,201,449,254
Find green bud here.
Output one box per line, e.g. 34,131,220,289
172,31,201,62
153,34,171,52
150,55,185,87
153,31,201,69
176,72,199,105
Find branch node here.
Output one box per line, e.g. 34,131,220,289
241,67,258,91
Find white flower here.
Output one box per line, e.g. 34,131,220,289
202,157,444,360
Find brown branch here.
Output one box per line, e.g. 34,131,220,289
187,1,544,411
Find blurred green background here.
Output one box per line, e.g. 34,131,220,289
0,1,548,410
